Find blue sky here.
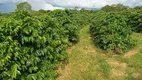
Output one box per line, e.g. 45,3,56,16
0,0,142,13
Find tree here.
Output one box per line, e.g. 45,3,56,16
16,2,32,11
81,8,86,11
134,6,142,9
115,4,129,10
101,4,128,12
101,5,112,12
74,6,79,10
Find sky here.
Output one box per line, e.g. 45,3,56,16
0,0,142,13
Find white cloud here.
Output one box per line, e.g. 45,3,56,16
44,0,142,8
0,0,142,10
27,0,64,10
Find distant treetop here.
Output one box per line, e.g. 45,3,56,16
16,2,32,11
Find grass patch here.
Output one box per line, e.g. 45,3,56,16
128,52,142,70
126,69,135,80
99,61,111,78
114,55,129,63
126,76,135,80
96,55,111,78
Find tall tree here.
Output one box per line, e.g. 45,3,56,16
16,2,32,11
74,6,79,10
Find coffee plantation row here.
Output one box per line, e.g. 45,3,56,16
0,9,92,80
90,5,142,53
90,11,135,53
0,2,142,80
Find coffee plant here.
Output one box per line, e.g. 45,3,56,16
127,9,142,32
48,9,80,43
90,12,135,53
0,10,70,80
